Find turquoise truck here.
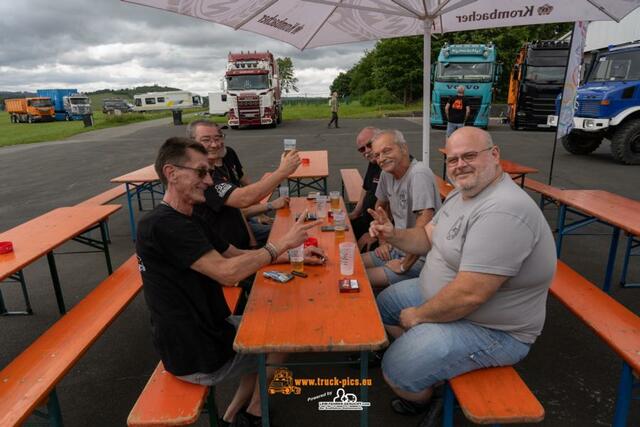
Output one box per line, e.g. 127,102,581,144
431,43,501,129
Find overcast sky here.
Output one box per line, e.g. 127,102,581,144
0,0,373,97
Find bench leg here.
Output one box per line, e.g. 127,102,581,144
99,221,113,275
46,252,67,315
603,226,621,293
47,388,64,427
258,354,270,427
206,386,220,427
442,382,454,427
620,236,639,288
555,204,567,258
360,350,369,427
0,270,33,316
613,362,634,427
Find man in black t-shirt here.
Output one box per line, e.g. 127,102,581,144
187,120,299,247
444,85,471,138
136,137,322,427
348,127,381,252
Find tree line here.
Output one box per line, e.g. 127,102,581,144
330,23,572,105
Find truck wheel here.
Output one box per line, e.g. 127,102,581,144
561,133,602,155
230,125,239,130
27,115,33,124
610,120,640,165
10,115,15,123
65,114,71,121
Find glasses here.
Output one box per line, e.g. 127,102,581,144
170,164,211,179
199,133,225,144
357,140,373,153
446,146,494,167
372,146,395,161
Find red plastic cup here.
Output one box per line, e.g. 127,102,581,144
301,158,310,165
0,241,14,254
304,237,318,248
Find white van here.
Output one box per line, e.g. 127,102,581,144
133,91,195,112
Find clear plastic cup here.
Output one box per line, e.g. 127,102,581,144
333,210,346,239
339,242,356,276
329,191,341,211
288,244,304,273
279,185,289,198
283,139,296,152
316,195,328,218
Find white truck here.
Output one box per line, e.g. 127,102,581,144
225,51,282,128
133,91,201,112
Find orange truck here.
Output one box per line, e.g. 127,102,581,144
4,97,55,123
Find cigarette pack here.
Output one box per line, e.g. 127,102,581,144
339,279,360,293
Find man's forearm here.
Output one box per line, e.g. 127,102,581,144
386,227,431,255
226,172,287,208
242,203,268,218
415,284,485,323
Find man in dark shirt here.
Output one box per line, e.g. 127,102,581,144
348,127,381,251
444,86,471,138
187,120,298,247
136,137,321,426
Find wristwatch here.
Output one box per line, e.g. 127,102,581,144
267,202,274,211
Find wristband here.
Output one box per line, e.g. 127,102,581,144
263,242,278,263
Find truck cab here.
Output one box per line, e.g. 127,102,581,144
226,51,282,128
548,41,640,164
430,43,501,129
508,41,569,129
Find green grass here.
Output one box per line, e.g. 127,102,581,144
0,101,422,147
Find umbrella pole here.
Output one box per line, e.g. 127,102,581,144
423,18,433,164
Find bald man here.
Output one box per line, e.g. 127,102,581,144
369,127,556,417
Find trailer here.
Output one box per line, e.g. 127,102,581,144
132,91,197,112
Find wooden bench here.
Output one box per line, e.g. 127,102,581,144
127,286,243,427
550,261,640,426
0,255,142,426
523,178,565,210
340,168,363,206
434,175,454,201
76,184,128,206
446,366,544,425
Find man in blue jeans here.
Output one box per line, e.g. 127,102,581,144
445,86,470,138
369,127,556,417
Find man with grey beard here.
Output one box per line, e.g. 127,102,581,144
369,127,556,419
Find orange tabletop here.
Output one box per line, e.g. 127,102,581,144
0,205,121,281
290,151,329,179
559,190,640,236
111,165,159,184
234,197,388,354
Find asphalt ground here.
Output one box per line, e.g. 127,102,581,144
1,117,639,427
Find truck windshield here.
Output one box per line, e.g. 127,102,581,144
524,66,566,83
70,98,89,105
436,62,493,82
588,50,640,82
29,99,52,107
227,74,269,90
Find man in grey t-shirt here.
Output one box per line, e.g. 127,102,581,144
370,127,556,415
362,129,441,290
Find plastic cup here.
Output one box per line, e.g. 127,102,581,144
284,139,296,152
279,185,289,198
316,195,328,218
339,242,356,276
288,244,304,273
333,210,346,240
329,191,341,211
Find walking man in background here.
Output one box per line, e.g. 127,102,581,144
445,85,470,138
328,91,339,128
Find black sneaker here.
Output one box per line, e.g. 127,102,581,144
233,410,262,427
347,350,384,369
391,397,431,416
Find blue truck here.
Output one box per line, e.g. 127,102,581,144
36,89,92,121
548,41,640,164
431,43,502,129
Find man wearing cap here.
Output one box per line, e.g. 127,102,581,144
444,86,471,138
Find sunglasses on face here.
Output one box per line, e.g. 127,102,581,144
171,164,211,179
446,146,494,167
357,140,373,153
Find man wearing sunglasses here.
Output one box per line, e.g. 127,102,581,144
187,120,299,248
370,127,556,419
349,127,382,251
363,130,441,290
136,138,323,427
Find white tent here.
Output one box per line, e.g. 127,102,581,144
124,0,640,162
